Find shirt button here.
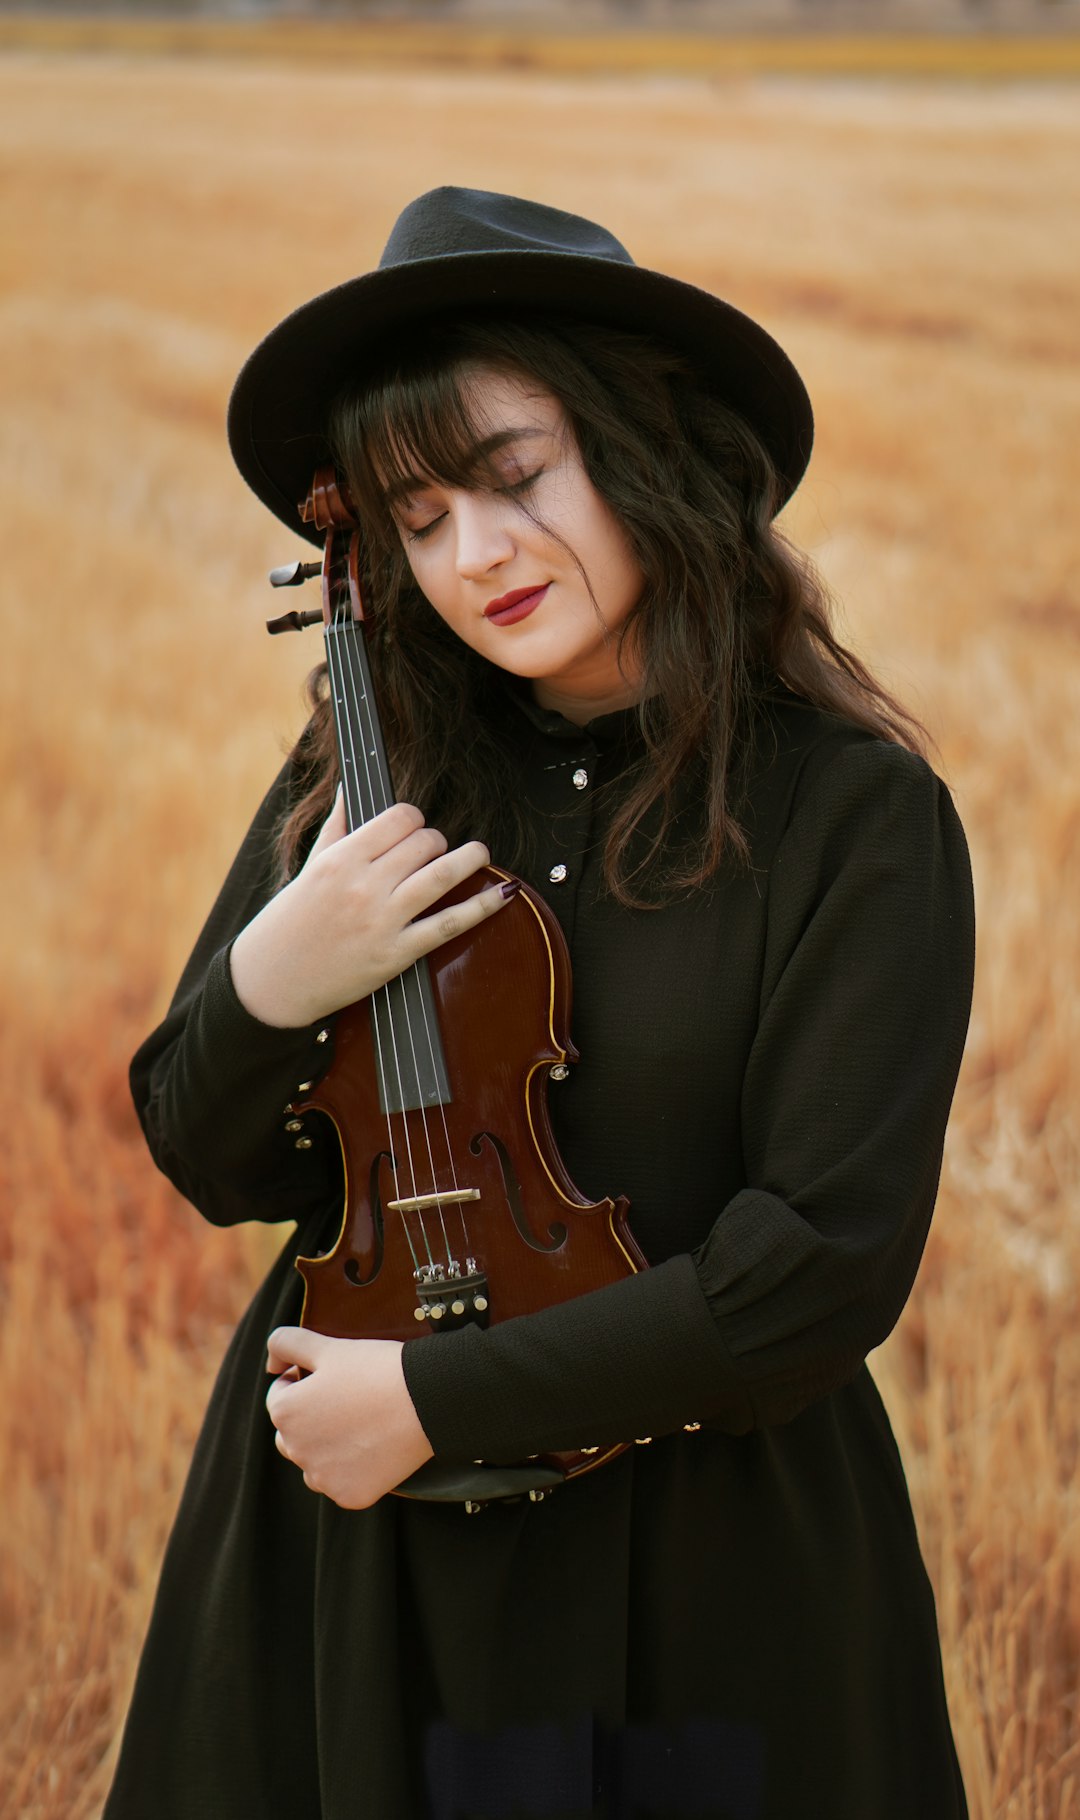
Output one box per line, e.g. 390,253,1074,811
548,863,568,884
572,767,588,790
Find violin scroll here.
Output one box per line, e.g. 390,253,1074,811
299,465,359,534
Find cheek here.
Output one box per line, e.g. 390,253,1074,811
402,544,450,612
588,515,645,613
562,477,641,594
406,564,482,648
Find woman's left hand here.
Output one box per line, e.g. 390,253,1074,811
265,1328,434,1509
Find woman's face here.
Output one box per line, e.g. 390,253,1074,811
387,369,646,722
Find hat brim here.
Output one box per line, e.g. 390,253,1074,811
227,249,813,546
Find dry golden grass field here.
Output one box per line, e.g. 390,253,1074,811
4,14,1080,78
1,36,1078,1820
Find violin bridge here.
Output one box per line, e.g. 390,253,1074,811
386,1188,481,1214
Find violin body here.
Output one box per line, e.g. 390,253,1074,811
292,866,647,1496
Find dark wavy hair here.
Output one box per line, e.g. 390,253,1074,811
276,313,925,906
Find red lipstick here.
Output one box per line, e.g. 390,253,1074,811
483,584,549,626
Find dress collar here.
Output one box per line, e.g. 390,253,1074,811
496,675,644,753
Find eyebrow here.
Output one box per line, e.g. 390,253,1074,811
385,427,548,507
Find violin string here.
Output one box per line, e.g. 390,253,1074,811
332,616,433,1257
333,604,458,1274
336,607,473,1266
338,613,475,1263
336,615,473,1266
335,609,470,1270
325,619,427,1275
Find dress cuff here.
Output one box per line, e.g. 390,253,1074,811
401,1252,754,1464
204,942,333,1077
166,945,336,1179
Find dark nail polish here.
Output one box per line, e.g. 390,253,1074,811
500,879,522,899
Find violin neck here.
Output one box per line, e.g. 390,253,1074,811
322,611,452,1118
324,616,396,834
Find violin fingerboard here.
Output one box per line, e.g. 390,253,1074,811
325,612,452,1115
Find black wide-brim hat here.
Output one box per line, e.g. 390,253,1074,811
228,186,814,546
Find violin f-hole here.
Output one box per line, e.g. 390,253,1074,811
470,1131,568,1253
343,1150,390,1286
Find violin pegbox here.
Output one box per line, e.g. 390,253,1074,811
266,465,365,637
295,465,366,631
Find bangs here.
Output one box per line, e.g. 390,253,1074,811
329,344,522,535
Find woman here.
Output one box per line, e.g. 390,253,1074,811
104,188,974,1819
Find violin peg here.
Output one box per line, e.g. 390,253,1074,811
269,560,321,588
265,606,323,636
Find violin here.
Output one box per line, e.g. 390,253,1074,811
267,466,647,1509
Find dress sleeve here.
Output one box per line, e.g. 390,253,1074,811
401,738,976,1460
130,755,340,1228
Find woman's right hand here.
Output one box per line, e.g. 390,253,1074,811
228,792,513,1029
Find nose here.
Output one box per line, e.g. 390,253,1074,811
451,492,516,582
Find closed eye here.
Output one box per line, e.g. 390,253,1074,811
404,470,542,544
499,469,542,497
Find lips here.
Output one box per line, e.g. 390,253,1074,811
483,584,549,627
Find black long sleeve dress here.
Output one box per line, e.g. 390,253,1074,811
104,683,975,1820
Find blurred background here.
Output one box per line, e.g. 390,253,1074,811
1,5,1077,1815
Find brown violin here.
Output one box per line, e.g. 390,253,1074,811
268,467,647,1509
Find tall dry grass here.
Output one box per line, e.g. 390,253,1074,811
0,49,1077,1820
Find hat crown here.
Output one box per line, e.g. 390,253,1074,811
229,188,813,541
378,186,635,271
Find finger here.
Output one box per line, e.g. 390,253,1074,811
266,1377,285,1422
370,822,449,892
266,1326,328,1376
273,1427,294,1463
344,801,427,865
265,1369,307,1430
406,874,520,963
394,840,491,919
305,786,348,861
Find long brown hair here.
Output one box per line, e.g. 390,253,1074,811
276,313,925,905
